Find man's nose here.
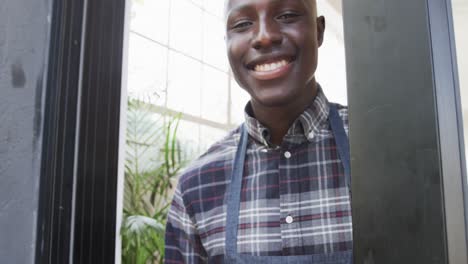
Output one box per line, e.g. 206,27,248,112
252,19,283,50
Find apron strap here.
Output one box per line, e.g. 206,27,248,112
328,104,351,194
225,104,351,258
225,124,248,255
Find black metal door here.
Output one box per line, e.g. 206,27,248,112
36,0,126,263
343,0,468,262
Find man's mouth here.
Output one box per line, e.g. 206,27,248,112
253,59,289,72
247,57,295,81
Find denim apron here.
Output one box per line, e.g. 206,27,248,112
219,104,353,264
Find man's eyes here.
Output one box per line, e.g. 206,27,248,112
229,11,302,31
232,20,253,30
276,12,301,21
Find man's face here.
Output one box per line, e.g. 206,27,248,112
225,0,325,107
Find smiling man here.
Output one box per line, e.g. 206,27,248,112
165,0,353,263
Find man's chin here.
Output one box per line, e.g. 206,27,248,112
251,94,298,109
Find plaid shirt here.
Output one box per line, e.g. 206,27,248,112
165,88,352,263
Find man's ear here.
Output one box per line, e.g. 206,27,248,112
317,16,326,47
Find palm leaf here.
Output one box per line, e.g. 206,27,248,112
122,97,189,263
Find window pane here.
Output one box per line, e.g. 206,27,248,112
177,120,201,158
170,0,203,59
167,51,202,116
203,12,228,71
199,125,229,151
127,33,167,105
130,0,170,45
315,1,347,105
126,110,165,172
203,0,225,18
201,66,228,123
230,77,250,125
191,0,204,8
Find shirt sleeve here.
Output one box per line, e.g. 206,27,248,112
164,186,207,263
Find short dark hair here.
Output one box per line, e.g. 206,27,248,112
224,0,318,19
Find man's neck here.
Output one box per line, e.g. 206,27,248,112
250,83,319,146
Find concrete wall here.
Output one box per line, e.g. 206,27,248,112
0,0,51,262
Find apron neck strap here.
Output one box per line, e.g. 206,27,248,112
225,104,351,256
328,104,351,194
225,123,249,255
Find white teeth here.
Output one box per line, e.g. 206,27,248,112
254,60,288,72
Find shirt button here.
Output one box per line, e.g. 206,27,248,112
284,151,292,159
308,131,315,139
286,215,294,224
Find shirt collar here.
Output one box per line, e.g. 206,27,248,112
244,85,330,147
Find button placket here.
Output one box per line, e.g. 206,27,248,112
279,147,301,253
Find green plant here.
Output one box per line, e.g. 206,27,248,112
122,98,187,264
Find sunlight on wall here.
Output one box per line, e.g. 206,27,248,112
451,0,468,172
316,0,347,105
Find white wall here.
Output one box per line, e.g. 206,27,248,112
452,0,468,163
316,0,347,105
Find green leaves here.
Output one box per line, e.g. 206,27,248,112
122,215,165,264
122,98,188,264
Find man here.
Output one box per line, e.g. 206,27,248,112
165,0,352,262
